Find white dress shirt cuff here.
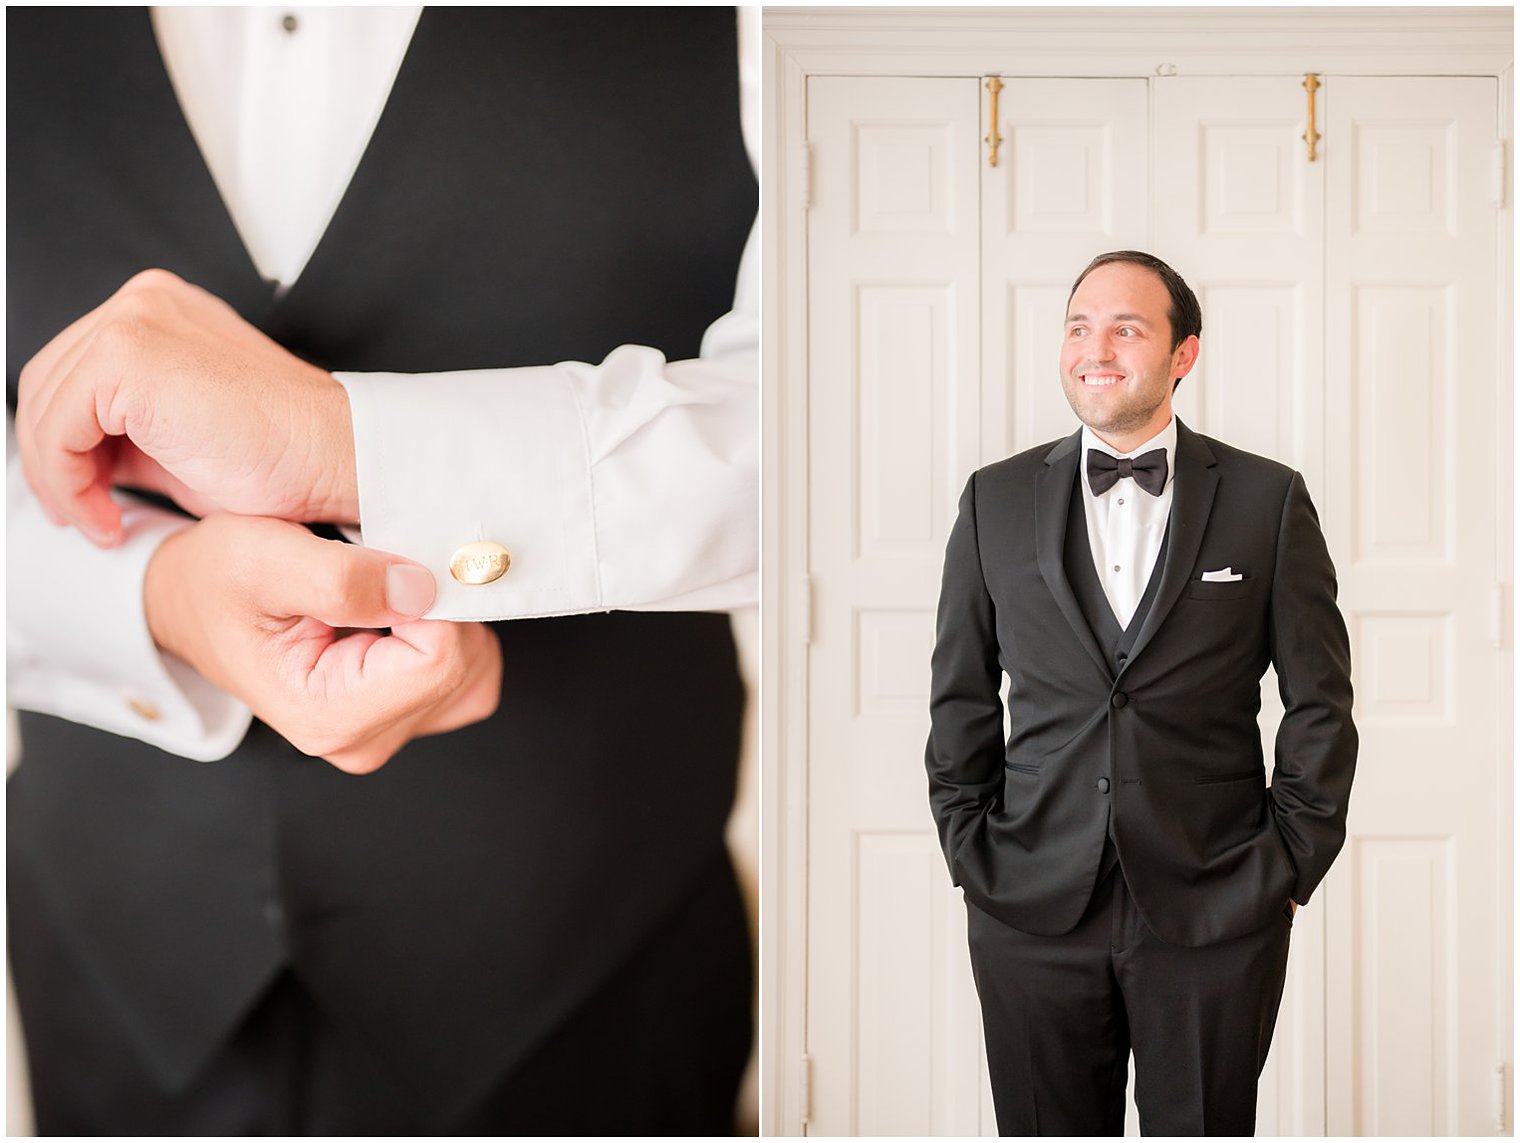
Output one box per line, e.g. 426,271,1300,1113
336,340,758,621
7,474,253,762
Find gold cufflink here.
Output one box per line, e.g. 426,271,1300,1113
450,541,512,585
128,697,161,721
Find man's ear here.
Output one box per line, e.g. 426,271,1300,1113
1171,334,1201,383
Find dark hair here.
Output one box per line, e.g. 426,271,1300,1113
1068,250,1202,352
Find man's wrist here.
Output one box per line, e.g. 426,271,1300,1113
305,371,360,525
143,526,193,660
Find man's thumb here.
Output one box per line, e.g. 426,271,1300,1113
258,523,437,628
384,563,436,618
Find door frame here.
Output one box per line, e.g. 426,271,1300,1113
760,8,1514,1135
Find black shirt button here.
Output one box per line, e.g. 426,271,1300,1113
281,13,299,33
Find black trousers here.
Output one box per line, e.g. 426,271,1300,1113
966,863,1292,1137
10,849,753,1136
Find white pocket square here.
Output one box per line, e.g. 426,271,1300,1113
1201,567,1244,582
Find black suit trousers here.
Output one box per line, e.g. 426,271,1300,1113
966,863,1291,1137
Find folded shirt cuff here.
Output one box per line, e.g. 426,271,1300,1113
336,346,757,621
7,493,252,761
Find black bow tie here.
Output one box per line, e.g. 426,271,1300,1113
1086,447,1168,497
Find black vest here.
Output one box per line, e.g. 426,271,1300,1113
1064,468,1170,872
7,7,754,1121
1063,469,1171,673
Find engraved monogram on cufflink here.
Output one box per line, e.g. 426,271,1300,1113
450,541,512,585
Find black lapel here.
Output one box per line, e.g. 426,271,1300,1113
1036,430,1113,680
1120,418,1219,671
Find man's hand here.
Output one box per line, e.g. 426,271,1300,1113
16,269,357,547
146,514,501,774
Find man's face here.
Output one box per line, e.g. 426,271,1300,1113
1060,261,1198,449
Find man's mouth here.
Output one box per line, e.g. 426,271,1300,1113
1077,371,1124,388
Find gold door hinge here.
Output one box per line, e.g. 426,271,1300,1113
1497,1061,1509,1133
800,1052,813,1128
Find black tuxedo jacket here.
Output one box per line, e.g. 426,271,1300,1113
926,420,1357,948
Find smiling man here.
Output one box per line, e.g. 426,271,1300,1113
925,251,1357,1135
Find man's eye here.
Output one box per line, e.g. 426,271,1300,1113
1118,327,1138,337
1068,326,1087,337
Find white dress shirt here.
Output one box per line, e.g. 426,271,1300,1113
6,8,759,760
153,6,424,291
1079,418,1177,630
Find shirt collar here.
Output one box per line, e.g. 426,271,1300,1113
1081,417,1177,495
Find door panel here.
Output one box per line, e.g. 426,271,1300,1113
805,75,984,1137
1321,76,1501,1138
1152,76,1327,484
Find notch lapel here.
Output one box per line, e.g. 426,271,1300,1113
1036,432,1113,680
1121,419,1219,671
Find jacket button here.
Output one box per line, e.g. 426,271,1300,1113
1097,777,1110,794
1111,691,1128,709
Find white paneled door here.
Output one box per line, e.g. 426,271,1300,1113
1319,77,1503,1138
803,72,1505,1136
805,76,986,1137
